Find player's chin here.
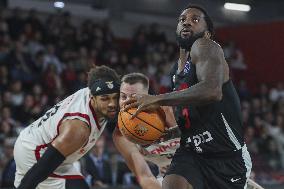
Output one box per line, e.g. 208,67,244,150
107,111,117,119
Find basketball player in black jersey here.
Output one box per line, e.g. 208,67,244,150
123,5,254,189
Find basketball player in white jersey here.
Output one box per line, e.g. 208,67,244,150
113,73,264,189
113,73,181,189
14,65,120,189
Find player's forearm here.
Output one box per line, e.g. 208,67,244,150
156,80,222,106
113,129,138,172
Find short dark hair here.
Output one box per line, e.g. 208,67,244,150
88,65,120,89
121,73,149,89
184,4,214,37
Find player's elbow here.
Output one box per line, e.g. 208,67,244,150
139,175,160,189
207,86,222,102
212,87,223,101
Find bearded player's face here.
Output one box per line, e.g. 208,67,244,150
92,93,119,119
176,8,208,50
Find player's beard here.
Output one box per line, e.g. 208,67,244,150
176,30,205,51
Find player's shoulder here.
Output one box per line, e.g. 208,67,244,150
74,87,90,96
69,87,89,101
191,38,224,59
60,87,90,111
192,38,222,51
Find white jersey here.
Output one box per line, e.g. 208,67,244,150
141,138,180,169
14,88,107,179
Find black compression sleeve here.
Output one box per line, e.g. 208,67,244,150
17,145,65,189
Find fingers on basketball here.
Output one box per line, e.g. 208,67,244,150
118,108,166,145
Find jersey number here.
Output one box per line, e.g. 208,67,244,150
178,83,191,129
37,103,62,127
182,108,191,129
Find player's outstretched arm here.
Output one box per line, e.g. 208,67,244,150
113,127,162,189
17,119,90,189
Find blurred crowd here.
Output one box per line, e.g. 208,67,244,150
0,8,283,188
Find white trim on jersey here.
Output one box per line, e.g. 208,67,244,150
242,145,252,189
221,113,242,150
221,113,252,189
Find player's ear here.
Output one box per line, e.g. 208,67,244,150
204,31,211,39
90,95,97,103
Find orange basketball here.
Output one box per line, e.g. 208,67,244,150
118,108,166,145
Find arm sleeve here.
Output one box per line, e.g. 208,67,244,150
17,145,65,189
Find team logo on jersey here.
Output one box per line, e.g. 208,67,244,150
79,148,86,154
186,131,213,153
134,124,148,136
183,61,191,74
105,81,114,89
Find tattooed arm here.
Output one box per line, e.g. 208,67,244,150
123,38,229,115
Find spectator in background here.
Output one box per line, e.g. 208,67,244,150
1,106,19,131
0,65,9,92
270,82,284,102
1,138,16,188
83,136,112,188
14,94,40,126
0,12,9,34
9,80,24,107
238,80,250,100
43,44,65,74
42,64,63,99
6,41,34,83
224,41,247,70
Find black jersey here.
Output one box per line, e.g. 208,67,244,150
171,60,244,155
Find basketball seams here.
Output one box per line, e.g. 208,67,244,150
119,111,153,143
124,111,164,133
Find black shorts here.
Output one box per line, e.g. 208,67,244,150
165,147,252,189
65,178,89,189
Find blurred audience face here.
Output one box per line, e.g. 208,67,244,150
264,112,274,124
276,115,283,128
3,91,12,105
33,84,43,96
11,80,22,93
47,44,55,54
252,98,261,111
2,106,11,119
23,94,34,108
1,121,12,135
